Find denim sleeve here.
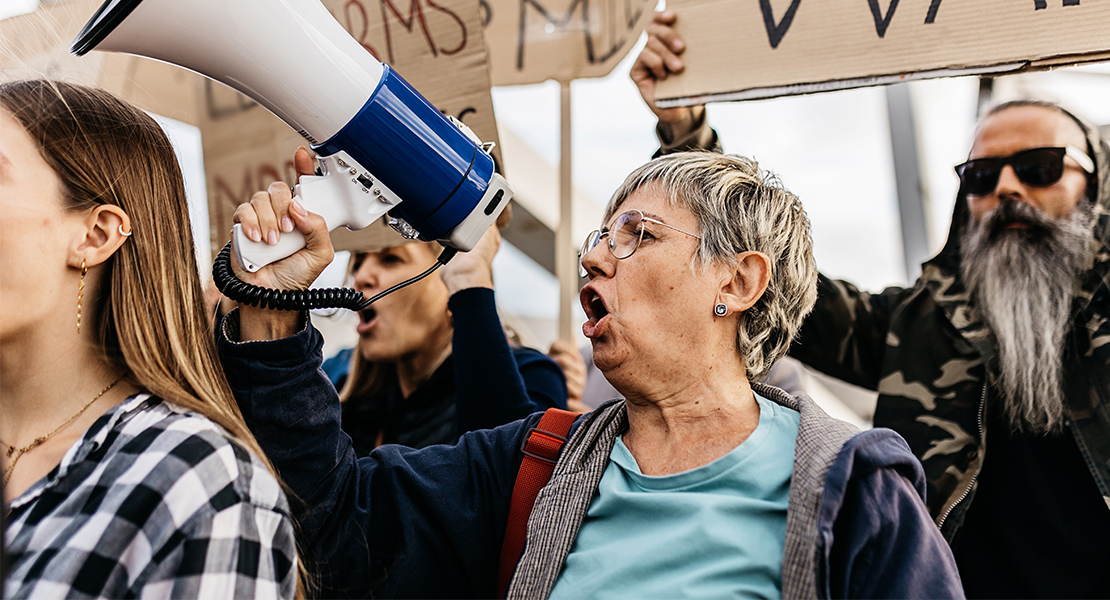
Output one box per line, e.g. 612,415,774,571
216,310,541,598
821,431,964,599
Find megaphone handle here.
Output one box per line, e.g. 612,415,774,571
228,162,364,273
231,223,307,273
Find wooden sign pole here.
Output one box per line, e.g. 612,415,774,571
556,80,578,343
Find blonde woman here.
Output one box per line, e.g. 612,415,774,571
0,80,297,598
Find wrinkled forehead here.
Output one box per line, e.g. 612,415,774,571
970,105,1087,159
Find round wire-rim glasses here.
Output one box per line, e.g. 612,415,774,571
579,209,702,277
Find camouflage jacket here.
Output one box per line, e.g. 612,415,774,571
664,112,1110,540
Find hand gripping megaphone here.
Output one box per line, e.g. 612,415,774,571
72,0,512,273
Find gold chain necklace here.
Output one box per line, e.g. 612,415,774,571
1,376,122,485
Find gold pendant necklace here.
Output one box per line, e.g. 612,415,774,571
1,376,123,485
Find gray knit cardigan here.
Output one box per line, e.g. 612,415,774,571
506,382,861,599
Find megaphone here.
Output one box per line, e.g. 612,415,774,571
72,0,512,273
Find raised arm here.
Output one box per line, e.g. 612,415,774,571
789,275,910,390
439,224,567,433
449,287,567,433
630,10,720,156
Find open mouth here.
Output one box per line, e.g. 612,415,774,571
357,307,378,332
985,202,1051,238
581,288,609,324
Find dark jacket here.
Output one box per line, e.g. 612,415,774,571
322,287,566,452
218,316,962,599
665,111,1110,539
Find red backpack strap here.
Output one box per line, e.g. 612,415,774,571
497,408,578,598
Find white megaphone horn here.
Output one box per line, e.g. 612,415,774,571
72,0,512,272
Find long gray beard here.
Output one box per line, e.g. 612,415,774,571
961,199,1093,435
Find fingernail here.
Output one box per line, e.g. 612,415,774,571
669,58,683,70
673,39,684,51
250,228,262,243
292,199,307,217
268,230,279,246
281,216,294,233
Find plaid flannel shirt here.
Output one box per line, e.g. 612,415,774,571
4,393,296,599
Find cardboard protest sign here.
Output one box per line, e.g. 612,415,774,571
1,0,502,257
655,0,1110,106
483,0,657,85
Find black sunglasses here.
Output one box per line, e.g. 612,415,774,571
954,146,1094,196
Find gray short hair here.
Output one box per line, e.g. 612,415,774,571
606,152,818,380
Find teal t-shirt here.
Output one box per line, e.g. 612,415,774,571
549,393,800,599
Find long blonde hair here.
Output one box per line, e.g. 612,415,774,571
0,79,306,595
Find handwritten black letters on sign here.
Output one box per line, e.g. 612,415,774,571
758,0,801,48
760,0,1082,48
868,0,899,37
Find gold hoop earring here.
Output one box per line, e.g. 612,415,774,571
77,260,87,333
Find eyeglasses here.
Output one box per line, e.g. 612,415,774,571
954,146,1094,196
578,209,702,277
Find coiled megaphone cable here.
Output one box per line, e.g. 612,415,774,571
213,241,458,312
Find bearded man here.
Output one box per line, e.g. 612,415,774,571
633,11,1110,597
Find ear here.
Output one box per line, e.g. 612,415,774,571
717,251,771,314
70,205,132,268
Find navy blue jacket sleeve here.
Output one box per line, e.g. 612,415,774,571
819,429,965,599
448,287,567,435
216,310,546,598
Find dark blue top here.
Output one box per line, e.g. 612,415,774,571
218,316,964,599
323,287,566,452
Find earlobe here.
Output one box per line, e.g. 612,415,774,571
73,205,132,268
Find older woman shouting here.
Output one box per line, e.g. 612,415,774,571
218,152,961,598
